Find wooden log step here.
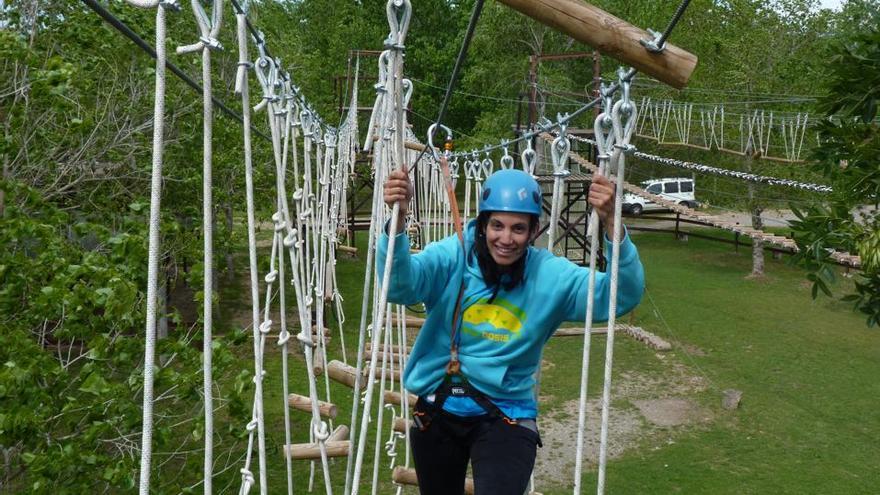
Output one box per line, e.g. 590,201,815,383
329,424,349,441
391,467,543,495
393,417,411,433
287,393,338,419
337,245,358,256
327,360,363,389
364,366,402,382
383,390,418,407
365,342,412,354
389,313,426,327
284,440,350,460
366,351,407,364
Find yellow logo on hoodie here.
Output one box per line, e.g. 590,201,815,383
462,298,526,343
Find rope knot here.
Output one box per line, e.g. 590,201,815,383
259,320,273,334
313,420,330,442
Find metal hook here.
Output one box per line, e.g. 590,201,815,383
427,123,452,160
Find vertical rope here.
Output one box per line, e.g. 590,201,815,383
573,95,616,493
135,2,167,493
175,1,224,489
596,92,637,495
233,10,267,494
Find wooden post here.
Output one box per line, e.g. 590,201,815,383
496,0,697,88
329,424,349,441
528,54,539,127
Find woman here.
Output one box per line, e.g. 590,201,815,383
378,168,645,494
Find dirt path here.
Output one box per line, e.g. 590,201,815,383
533,353,712,490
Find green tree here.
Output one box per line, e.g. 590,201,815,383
790,24,880,327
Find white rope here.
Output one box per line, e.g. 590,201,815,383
134,1,168,492
175,1,223,490
571,98,616,494
547,120,570,252
342,53,391,495
233,9,272,494
596,83,638,495
351,3,412,492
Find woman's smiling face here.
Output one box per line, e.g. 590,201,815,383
484,211,534,266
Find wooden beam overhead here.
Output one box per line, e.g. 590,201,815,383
496,0,697,88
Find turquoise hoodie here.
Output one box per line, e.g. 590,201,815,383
377,219,644,418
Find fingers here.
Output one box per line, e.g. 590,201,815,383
589,175,616,226
588,175,615,208
383,168,413,210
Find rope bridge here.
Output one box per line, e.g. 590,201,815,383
83,0,714,494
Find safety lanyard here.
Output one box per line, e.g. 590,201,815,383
439,152,467,376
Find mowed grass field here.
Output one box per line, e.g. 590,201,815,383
218,226,879,494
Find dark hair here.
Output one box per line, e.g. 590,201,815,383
471,211,539,300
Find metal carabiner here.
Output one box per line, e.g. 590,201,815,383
500,139,515,169
402,78,414,111
551,115,571,176
385,0,412,49
427,123,452,161
521,139,537,176
481,152,494,178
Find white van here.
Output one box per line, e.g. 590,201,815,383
623,177,696,215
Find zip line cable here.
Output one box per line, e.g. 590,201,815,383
80,0,272,143
410,0,485,171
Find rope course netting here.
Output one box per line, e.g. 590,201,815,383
82,0,843,493
635,98,812,163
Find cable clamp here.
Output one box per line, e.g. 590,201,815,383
158,0,180,11
640,28,666,53
199,36,223,51
614,143,637,155
237,61,253,69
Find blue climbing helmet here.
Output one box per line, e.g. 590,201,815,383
479,169,542,216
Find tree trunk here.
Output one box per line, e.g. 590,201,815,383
750,195,765,277
0,153,8,218
225,202,234,281
745,143,764,278
158,274,168,340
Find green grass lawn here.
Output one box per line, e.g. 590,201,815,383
216,226,879,494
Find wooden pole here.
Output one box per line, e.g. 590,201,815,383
496,0,697,88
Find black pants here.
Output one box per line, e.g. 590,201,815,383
410,398,540,495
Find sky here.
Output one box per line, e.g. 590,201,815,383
818,0,844,10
